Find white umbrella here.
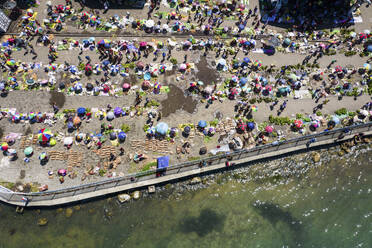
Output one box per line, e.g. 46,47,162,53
363,29,370,35
107,111,115,121
63,137,73,146
146,20,155,28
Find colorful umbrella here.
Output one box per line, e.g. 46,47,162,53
38,128,52,143
253,60,262,67
251,105,258,112
363,63,371,71
39,152,47,160
6,59,15,66
1,142,8,151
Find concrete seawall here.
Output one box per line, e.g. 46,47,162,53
0,123,371,207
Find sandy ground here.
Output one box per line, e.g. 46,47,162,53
0,0,371,191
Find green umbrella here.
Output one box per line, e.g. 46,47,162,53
26,79,35,86
24,146,33,156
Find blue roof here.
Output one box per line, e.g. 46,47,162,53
157,156,170,169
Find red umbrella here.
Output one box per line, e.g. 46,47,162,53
230,88,238,95
294,119,303,128
85,64,92,72
265,126,273,133
335,66,343,73
359,33,367,39
103,84,110,93
265,85,272,91
238,122,247,131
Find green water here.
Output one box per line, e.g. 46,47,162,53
1,147,372,248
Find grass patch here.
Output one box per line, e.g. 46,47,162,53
142,161,157,172
188,156,201,161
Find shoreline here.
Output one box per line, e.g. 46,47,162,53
1,125,371,208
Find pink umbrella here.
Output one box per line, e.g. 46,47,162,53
122,83,131,90
265,126,273,133
139,42,147,47
265,85,272,91
141,80,150,90
58,169,67,176
136,61,145,69
179,64,187,70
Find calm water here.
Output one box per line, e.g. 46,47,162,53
0,146,372,248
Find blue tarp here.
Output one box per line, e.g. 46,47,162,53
157,156,170,169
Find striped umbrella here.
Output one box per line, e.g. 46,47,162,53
38,128,52,143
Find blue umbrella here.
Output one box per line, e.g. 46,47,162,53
102,60,110,66
243,57,250,63
247,122,255,130
67,121,74,130
156,122,169,135
367,45,372,53
74,83,83,93
240,77,248,86
238,24,245,31
69,65,77,74
198,120,207,128
184,126,191,134
77,107,86,115
0,82,4,91
118,132,127,141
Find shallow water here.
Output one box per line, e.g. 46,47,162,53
1,147,372,248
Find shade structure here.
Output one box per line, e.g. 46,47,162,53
157,156,169,169
118,132,127,141
240,77,248,86
24,146,33,156
122,83,131,90
8,149,17,156
367,45,372,53
49,138,56,146
106,111,115,121
64,137,73,145
109,132,117,140
1,142,8,151
294,119,303,128
332,116,340,125
238,122,247,131
247,122,255,130
58,169,67,176
114,107,123,116
86,83,94,91
136,61,145,69
363,63,371,71
73,116,81,126
198,120,207,128
156,122,169,135
77,107,86,116
39,152,47,160
265,126,273,133
183,126,191,134
217,58,226,66
38,128,52,143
